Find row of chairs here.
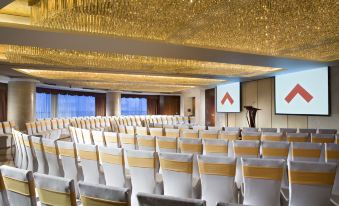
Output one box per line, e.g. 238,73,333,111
0,121,16,149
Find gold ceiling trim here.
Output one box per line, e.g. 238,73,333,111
4,45,283,77
29,0,338,61
14,69,225,87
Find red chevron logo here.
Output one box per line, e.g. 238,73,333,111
221,92,234,105
285,84,313,103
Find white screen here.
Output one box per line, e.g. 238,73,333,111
275,67,329,115
216,82,241,113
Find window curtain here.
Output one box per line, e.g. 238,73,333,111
0,83,7,122
147,97,159,115
121,97,147,115
57,94,95,117
36,93,52,119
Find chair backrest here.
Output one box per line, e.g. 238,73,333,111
242,127,258,132
286,132,309,142
57,119,64,129
2,122,11,134
126,125,135,135
89,118,96,129
51,119,59,130
291,142,322,162
103,132,119,147
136,126,148,135
261,132,283,141
208,126,222,131
241,131,261,141
156,137,177,153
0,165,37,206
261,141,290,159
242,158,285,206
137,193,206,206
25,123,33,135
137,135,156,151
34,173,77,206
233,140,260,188
218,131,239,141
224,127,240,132
12,130,23,169
119,133,136,150
198,155,236,205
22,134,37,172
179,138,202,154
126,149,157,206
159,152,193,198
76,143,100,184
75,128,84,144
318,129,337,134
81,129,93,145
202,139,228,156
311,133,335,144
299,128,317,135
182,129,199,139
79,181,130,206
280,128,297,135
95,118,101,128
288,161,336,206
56,141,80,196
260,128,277,133
199,130,219,139
0,123,5,135
119,125,126,134
30,135,48,174
98,146,125,188
69,126,78,143
41,138,63,177
0,169,9,206
325,143,339,196
149,127,164,137
165,128,180,138
91,130,105,146
192,126,206,131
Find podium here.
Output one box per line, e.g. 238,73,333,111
244,106,261,128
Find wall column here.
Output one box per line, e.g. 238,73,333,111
106,92,121,116
7,79,37,130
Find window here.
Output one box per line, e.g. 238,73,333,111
121,97,147,115
36,93,52,119
57,94,95,117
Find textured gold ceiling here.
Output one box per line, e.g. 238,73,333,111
14,69,223,92
29,0,339,61
0,0,30,17
4,45,283,77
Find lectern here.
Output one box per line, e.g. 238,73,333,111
244,106,261,128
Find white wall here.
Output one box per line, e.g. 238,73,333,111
181,88,205,125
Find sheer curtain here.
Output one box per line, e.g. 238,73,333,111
36,93,52,119
121,97,147,115
57,94,95,117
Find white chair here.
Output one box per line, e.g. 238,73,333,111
241,131,261,141
198,155,237,206
179,138,202,179
165,128,180,138
202,139,228,156
136,126,148,135
79,181,130,206
91,130,105,146
261,132,284,141
69,126,78,143
22,134,37,172
159,152,194,198
318,129,337,134
287,161,336,206
126,125,136,135
81,129,93,145
0,165,37,206
30,135,48,174
120,133,136,150
290,142,322,162
119,125,127,134
224,127,240,133
98,146,126,188
0,169,9,205
192,126,206,131
182,129,199,139
33,173,77,206
261,128,278,133
137,193,206,206
208,126,222,131
286,132,309,142
311,133,335,144
280,128,297,135
299,128,317,135
149,128,164,137
199,130,219,139
242,158,285,206
233,140,260,188
103,132,119,147
126,149,157,206
75,128,84,144
76,143,101,184
56,141,81,197
13,130,27,169
156,137,177,153
242,127,259,132
41,138,63,177
325,143,339,197
137,135,156,151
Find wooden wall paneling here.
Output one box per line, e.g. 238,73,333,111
257,78,272,128
161,96,181,115
236,81,258,127
205,88,216,126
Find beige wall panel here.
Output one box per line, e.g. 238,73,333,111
287,115,308,129
257,78,272,128
236,81,258,127
227,113,236,127
271,78,288,128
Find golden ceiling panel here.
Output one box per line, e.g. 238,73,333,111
14,69,225,87
4,45,283,77
0,0,30,17
29,0,338,61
